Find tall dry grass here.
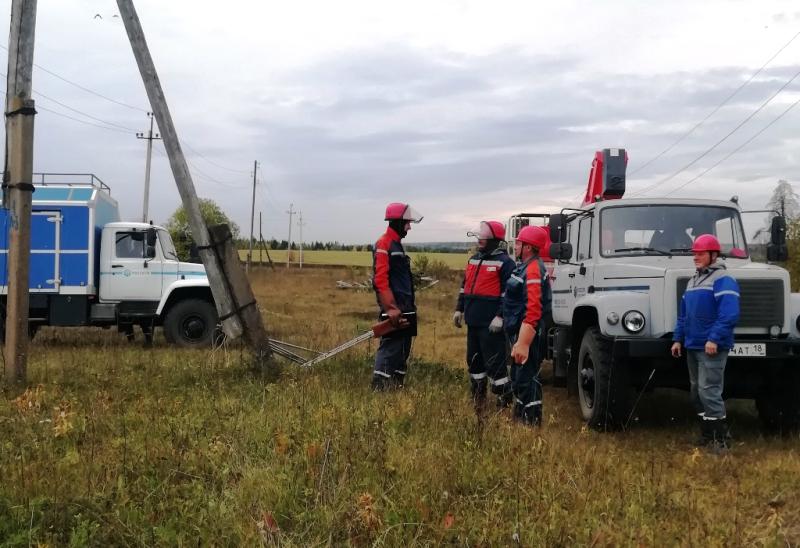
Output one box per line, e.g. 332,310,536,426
0,266,798,545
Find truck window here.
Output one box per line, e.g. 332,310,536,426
577,216,592,261
116,232,145,259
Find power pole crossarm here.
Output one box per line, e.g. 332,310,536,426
3,0,38,384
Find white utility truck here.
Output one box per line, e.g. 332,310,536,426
0,174,218,347
509,150,800,431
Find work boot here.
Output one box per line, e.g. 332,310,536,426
371,374,392,392
495,390,513,409
707,419,731,454
521,405,543,427
392,370,406,389
693,415,713,446
471,379,488,416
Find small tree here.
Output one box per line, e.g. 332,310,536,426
164,199,240,260
755,180,800,241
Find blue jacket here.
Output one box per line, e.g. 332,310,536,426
673,264,740,350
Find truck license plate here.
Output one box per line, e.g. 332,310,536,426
730,343,766,357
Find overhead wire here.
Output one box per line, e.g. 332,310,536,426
631,63,800,197
629,29,800,178
0,46,252,175
664,94,800,197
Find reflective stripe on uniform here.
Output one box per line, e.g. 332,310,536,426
526,279,541,285
468,259,504,267
715,290,740,297
686,286,713,292
374,371,391,378
470,372,487,380
489,376,510,386
510,274,524,283
391,251,405,256
702,415,726,421
395,369,407,376
375,248,388,255
525,400,542,407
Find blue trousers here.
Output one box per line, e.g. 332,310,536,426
373,335,413,387
466,326,511,400
507,328,543,422
686,349,728,420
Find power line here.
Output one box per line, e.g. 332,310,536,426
0,46,253,174
664,95,800,197
0,43,148,113
33,103,133,134
629,29,800,178
631,64,800,197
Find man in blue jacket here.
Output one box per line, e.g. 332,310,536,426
671,234,740,451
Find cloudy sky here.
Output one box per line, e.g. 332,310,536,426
2,0,800,243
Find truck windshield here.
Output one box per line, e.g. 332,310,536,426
599,204,748,258
158,229,180,261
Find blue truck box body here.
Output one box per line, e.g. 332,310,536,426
0,184,120,295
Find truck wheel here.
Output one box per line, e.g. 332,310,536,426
577,327,631,430
756,365,800,434
164,299,218,348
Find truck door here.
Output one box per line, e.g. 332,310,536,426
551,214,594,323
29,211,62,292
103,228,163,301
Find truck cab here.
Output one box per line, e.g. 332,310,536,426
0,174,218,347
510,150,800,431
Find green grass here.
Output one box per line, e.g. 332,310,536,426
1,268,799,545
238,249,470,269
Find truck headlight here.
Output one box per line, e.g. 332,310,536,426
606,312,619,325
622,310,646,333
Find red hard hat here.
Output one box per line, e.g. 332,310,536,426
517,225,548,250
385,202,423,223
692,234,721,253
468,220,506,240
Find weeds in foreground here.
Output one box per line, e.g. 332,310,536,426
0,268,798,545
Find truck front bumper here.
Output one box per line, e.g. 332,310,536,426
612,337,800,360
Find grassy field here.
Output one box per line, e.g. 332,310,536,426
1,267,799,545
238,249,470,269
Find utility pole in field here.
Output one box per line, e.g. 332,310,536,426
117,0,272,365
136,111,160,222
286,203,295,268
298,210,306,269
246,160,257,273
3,0,38,384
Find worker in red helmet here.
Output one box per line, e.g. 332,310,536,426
371,202,423,390
453,220,516,413
502,225,552,426
671,234,740,452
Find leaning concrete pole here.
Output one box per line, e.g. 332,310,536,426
3,0,37,384
116,0,271,363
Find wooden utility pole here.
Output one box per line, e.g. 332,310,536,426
3,0,38,385
246,160,257,272
286,203,295,268
117,0,270,363
298,210,305,269
136,111,160,222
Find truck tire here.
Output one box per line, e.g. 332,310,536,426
576,327,631,430
164,299,218,348
756,365,800,434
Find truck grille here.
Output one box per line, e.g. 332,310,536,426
676,277,784,328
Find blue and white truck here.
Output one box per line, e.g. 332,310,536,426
0,173,219,347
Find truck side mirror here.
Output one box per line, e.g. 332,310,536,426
549,214,567,243
767,244,788,262
146,228,158,247
145,245,157,259
770,216,786,246
549,242,573,261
